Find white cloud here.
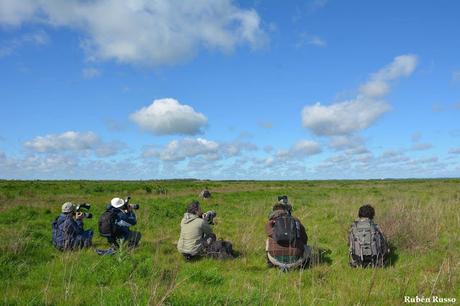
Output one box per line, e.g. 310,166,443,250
0,30,48,57
307,36,326,47
411,143,433,151
449,148,460,154
301,98,391,136
143,138,219,161
24,131,120,157
276,139,321,160
0,0,266,66
131,98,207,136
82,67,101,79
143,137,256,162
296,33,326,48
302,54,418,136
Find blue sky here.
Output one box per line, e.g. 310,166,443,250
0,0,459,180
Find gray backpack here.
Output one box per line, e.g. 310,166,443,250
349,219,387,267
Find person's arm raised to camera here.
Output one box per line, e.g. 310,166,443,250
116,207,137,227
201,218,214,236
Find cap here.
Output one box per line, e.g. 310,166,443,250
62,202,76,213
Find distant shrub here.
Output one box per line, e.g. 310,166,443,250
93,186,104,193
155,185,167,195
144,185,152,193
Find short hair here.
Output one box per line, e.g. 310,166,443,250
272,203,286,211
272,203,292,213
358,204,375,219
187,200,201,214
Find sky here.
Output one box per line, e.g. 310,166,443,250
0,0,459,180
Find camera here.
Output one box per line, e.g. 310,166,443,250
278,195,288,204
202,210,216,224
76,203,93,218
124,197,140,210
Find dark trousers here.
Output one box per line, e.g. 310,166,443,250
106,231,141,248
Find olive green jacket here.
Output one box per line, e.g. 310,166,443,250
177,213,213,255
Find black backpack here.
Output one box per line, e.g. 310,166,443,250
98,209,117,237
272,215,299,246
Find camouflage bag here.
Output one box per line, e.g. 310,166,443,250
349,219,387,267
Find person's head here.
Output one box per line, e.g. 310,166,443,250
358,204,375,219
61,202,76,214
272,203,292,214
111,197,125,209
187,200,202,216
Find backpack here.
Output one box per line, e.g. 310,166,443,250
272,215,300,246
98,209,117,237
349,219,387,267
206,240,235,259
52,217,63,250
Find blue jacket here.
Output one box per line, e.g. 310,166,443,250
106,205,137,238
52,213,92,250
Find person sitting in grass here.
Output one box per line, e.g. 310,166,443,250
348,204,390,268
177,200,234,260
265,196,311,271
98,197,141,248
52,202,93,251
199,187,211,199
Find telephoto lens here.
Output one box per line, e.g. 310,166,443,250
129,204,140,210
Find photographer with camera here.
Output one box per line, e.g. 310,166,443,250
177,200,234,260
98,197,141,248
52,202,93,251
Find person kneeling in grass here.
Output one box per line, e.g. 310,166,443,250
265,196,311,271
177,200,234,260
98,197,141,249
52,202,93,251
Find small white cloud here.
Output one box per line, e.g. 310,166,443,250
82,67,101,79
296,33,326,48
449,147,460,154
143,138,219,161
411,143,433,151
0,30,48,58
302,54,417,136
276,139,321,160
307,36,326,47
24,131,120,157
143,137,256,162
130,98,207,136
25,131,100,152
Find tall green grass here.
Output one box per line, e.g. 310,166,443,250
0,179,459,305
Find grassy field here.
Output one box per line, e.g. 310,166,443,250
0,179,459,305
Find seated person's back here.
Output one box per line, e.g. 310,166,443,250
348,204,389,267
266,197,309,268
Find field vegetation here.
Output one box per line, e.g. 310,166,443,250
0,179,459,305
